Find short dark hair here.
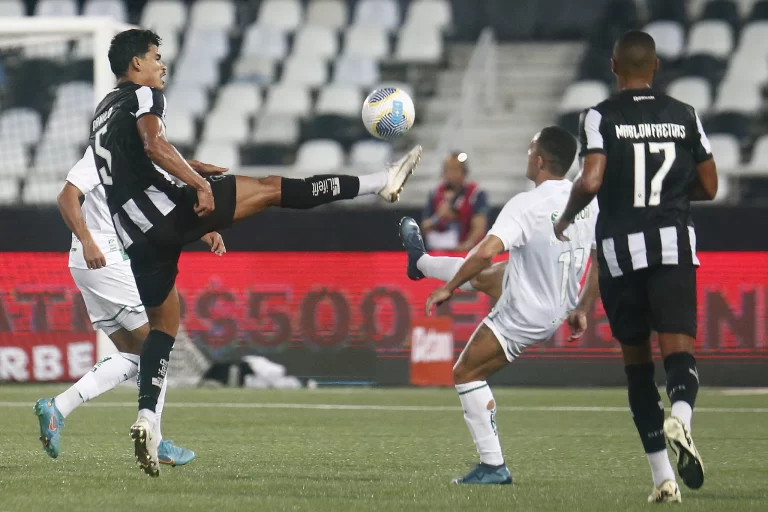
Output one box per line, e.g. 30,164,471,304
108,29,162,78
536,126,577,177
613,30,657,75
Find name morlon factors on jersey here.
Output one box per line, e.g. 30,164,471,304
577,88,713,278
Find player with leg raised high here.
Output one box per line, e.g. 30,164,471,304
554,31,718,503
413,127,600,485
90,29,421,477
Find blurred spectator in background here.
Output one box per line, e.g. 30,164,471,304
421,152,488,251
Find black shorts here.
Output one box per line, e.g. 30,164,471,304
127,175,237,308
598,264,697,346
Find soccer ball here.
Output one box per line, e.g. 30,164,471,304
361,88,415,140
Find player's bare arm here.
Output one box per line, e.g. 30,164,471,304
136,114,215,217
567,249,599,340
425,234,505,314
57,182,106,269
554,153,606,241
690,158,718,201
187,160,228,176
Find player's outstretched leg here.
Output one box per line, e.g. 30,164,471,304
398,217,505,300
659,334,704,490
451,324,511,485
34,327,142,458
621,343,681,503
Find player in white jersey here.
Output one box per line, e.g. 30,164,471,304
33,147,223,466
401,127,600,484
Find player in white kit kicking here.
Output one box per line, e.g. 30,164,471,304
33,147,222,465
403,127,601,484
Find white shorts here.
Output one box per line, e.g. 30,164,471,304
482,314,558,363
70,260,147,336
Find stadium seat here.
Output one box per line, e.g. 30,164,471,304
22,178,60,205
0,0,24,17
189,0,236,30
31,139,79,176
201,111,250,143
264,85,312,117
141,0,188,32
172,53,220,89
0,108,42,146
182,28,230,61
0,139,29,178
706,134,740,174
685,20,733,59
643,21,685,61
165,85,209,117
44,108,90,144
678,54,726,85
557,111,581,137
700,0,740,29
281,56,328,87
0,179,19,205
736,21,768,53
258,0,303,32
404,0,452,31
163,110,196,146
558,81,610,113
713,80,762,113
746,135,768,174
306,0,348,30
316,85,362,117
194,142,240,170
35,0,76,17
292,25,339,59
647,0,687,23
333,56,380,87
82,0,127,22
576,48,616,84
295,140,345,172
53,81,93,114
241,25,289,59
349,140,392,169
232,56,276,84
395,26,443,63
748,0,768,20
703,112,751,141
300,114,367,150
666,77,712,114
354,0,400,31
214,83,262,117
344,25,389,58
252,114,300,145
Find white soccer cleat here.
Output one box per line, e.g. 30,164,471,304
378,145,422,202
664,416,704,490
130,417,160,477
648,480,682,503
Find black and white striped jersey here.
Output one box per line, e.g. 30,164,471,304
578,87,713,278
89,81,181,250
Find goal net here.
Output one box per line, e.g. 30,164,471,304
0,17,210,387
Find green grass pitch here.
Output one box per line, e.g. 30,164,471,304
1,386,767,511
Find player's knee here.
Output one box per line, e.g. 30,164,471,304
452,359,475,385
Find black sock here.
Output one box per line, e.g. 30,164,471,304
137,330,175,412
664,352,699,408
626,362,666,453
279,175,360,209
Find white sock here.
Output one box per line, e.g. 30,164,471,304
357,172,388,196
417,255,476,291
138,408,157,425
155,374,169,443
55,352,139,418
455,381,504,466
647,449,677,487
671,401,693,431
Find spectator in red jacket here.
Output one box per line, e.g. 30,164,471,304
421,152,488,251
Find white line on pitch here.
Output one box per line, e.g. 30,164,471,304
1,402,768,413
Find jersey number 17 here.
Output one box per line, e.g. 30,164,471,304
632,142,676,208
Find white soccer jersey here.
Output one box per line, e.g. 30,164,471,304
66,147,128,269
485,179,598,346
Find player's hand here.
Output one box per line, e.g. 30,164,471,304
201,232,226,256
567,309,588,341
194,184,215,217
425,287,453,315
195,162,229,176
83,241,107,269
553,218,571,242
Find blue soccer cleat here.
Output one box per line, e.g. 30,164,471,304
452,463,513,485
399,216,426,280
158,439,196,467
34,398,65,459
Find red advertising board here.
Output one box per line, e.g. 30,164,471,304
0,251,766,381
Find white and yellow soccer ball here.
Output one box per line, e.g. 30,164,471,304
361,87,415,140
